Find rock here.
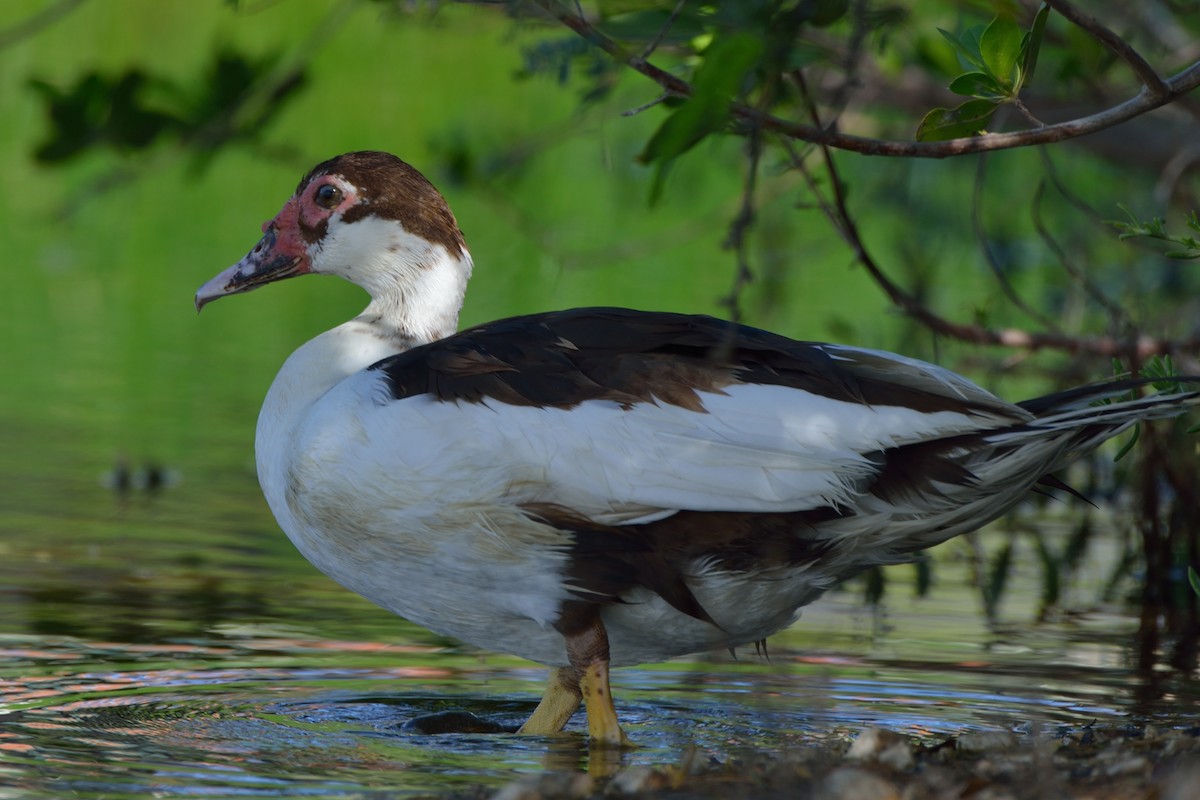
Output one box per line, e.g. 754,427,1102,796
1101,755,1148,778
845,728,915,770
605,765,673,795
956,731,1020,753
491,772,594,800
817,766,900,800
1160,761,1200,800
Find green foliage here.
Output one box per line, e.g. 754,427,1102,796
27,49,304,167
1190,566,1200,598
915,99,1001,143
28,70,176,162
1106,354,1193,460
520,37,614,90
917,4,1048,141
638,32,763,202
1108,207,1200,260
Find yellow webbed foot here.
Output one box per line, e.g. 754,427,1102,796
518,666,582,735
580,659,632,748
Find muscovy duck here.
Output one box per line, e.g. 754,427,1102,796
196,151,1198,746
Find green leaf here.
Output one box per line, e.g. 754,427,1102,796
937,25,987,72
1021,3,1050,86
980,16,1023,88
639,32,762,200
1113,423,1140,462
915,98,998,141
948,71,1005,99
1189,566,1200,598
808,0,849,27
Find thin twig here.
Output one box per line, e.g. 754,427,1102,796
641,0,688,61
781,132,1200,359
528,0,1200,159
971,154,1060,331
1030,180,1129,332
1012,98,1046,128
824,0,871,118
1043,0,1170,99
1037,147,1104,223
622,92,670,117
720,125,762,324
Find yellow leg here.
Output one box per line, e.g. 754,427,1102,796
517,667,581,735
580,659,631,748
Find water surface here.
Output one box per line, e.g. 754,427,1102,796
3,470,1195,798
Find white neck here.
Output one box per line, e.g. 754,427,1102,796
319,215,473,346
254,232,473,534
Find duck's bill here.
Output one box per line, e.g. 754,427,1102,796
195,228,309,311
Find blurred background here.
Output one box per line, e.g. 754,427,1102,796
1,1,1198,796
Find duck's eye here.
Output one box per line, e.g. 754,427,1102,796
314,184,343,209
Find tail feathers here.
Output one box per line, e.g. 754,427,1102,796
816,378,1197,578
1016,376,1200,416
992,385,1198,474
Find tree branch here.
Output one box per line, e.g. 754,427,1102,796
640,0,687,61
1043,0,1170,99
783,126,1200,361
528,0,1200,159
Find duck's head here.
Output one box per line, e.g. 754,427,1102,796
196,151,472,338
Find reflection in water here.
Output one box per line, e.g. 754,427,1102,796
1,630,1197,797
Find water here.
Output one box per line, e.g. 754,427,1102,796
3,471,1196,798
1,632,1176,799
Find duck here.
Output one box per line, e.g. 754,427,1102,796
196,150,1198,747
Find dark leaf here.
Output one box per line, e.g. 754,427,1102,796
1113,423,1140,462
948,71,1005,99
937,24,987,72
915,98,998,141
807,0,850,27
638,32,762,200
1021,3,1050,85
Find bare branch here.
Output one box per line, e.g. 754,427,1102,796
1029,179,1131,332
1043,0,1170,99
781,110,1200,361
971,154,1061,332
719,124,761,323
527,0,1200,159
622,92,669,117
641,0,688,61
